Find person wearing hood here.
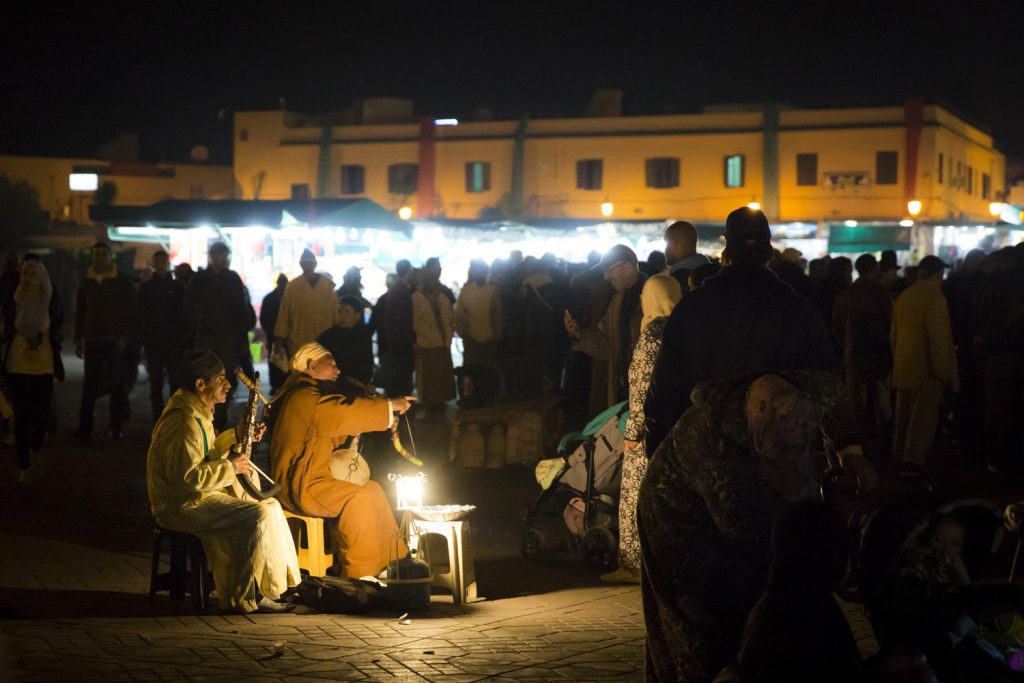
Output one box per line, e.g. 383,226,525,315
73,242,137,442
146,350,299,614
274,249,340,361
3,259,64,482
316,295,375,395
603,273,682,584
268,343,413,579
336,266,371,310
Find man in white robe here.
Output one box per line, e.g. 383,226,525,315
146,350,300,613
274,249,340,359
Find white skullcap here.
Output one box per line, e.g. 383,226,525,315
291,342,332,373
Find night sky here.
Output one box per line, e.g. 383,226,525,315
4,1,1024,165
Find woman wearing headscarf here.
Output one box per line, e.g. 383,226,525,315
4,259,64,482
602,274,682,584
637,371,862,682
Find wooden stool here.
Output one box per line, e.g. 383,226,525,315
284,510,335,577
149,526,212,611
411,519,478,604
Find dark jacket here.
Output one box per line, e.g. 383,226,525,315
832,277,893,381
260,284,286,345
73,269,137,342
184,267,252,340
316,324,374,387
645,265,834,453
138,273,185,348
379,279,414,348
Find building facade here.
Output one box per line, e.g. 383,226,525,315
233,99,1005,226
0,155,236,224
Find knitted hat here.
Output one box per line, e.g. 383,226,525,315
177,350,225,390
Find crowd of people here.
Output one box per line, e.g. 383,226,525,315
2,208,1023,674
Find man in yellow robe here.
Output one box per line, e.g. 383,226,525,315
146,350,300,613
269,343,414,579
273,249,340,359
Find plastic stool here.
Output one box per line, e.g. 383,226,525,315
411,519,478,604
149,525,211,611
284,510,335,576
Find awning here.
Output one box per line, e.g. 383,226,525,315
89,198,410,232
827,224,911,253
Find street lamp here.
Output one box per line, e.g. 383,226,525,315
600,201,614,217
907,199,922,217
989,202,1003,217
747,201,761,211
398,206,413,220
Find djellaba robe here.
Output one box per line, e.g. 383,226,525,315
269,373,402,578
146,389,300,613
274,274,340,356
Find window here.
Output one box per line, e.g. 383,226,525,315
387,163,418,194
465,161,492,193
982,173,991,200
291,183,309,200
796,153,818,186
967,167,973,194
576,159,603,190
645,157,680,189
876,151,898,185
956,161,962,189
239,129,249,142
937,153,944,184
340,164,365,195
724,155,745,188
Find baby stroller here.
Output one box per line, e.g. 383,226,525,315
520,401,628,572
828,468,1024,681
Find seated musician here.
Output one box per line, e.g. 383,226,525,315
269,342,413,579
146,350,300,613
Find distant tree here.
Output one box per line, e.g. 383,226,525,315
0,175,47,247
94,180,118,205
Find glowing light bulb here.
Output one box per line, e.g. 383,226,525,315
907,200,922,217
600,202,613,217
398,206,413,220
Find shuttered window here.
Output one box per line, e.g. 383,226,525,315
340,165,365,195
876,151,898,185
796,153,818,186
645,157,680,189
387,164,419,194
465,162,491,193
576,159,603,190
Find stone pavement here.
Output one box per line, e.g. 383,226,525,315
0,354,888,681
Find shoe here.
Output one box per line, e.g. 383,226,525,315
600,567,641,584
253,597,296,614
17,468,32,483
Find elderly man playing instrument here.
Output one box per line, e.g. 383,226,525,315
269,343,414,579
146,350,300,613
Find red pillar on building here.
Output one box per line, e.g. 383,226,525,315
903,97,924,207
416,119,436,218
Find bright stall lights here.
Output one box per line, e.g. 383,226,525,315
989,202,1004,217
899,219,914,227
434,118,459,126
398,206,413,220
844,220,858,227
600,202,614,217
907,200,923,216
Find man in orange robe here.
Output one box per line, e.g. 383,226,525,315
269,343,413,578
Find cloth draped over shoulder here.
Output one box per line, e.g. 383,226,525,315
637,369,857,683
146,389,299,612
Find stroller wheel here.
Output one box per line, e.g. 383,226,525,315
521,528,545,559
582,526,617,572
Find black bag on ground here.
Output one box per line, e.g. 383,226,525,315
288,575,371,614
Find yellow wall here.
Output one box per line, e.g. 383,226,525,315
233,104,1005,224
0,155,235,223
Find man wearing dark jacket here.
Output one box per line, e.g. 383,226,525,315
644,207,835,455
260,273,289,395
832,254,893,436
138,250,185,420
184,242,255,428
376,259,415,396
73,242,137,441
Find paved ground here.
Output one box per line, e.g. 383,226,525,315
1,354,1018,681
